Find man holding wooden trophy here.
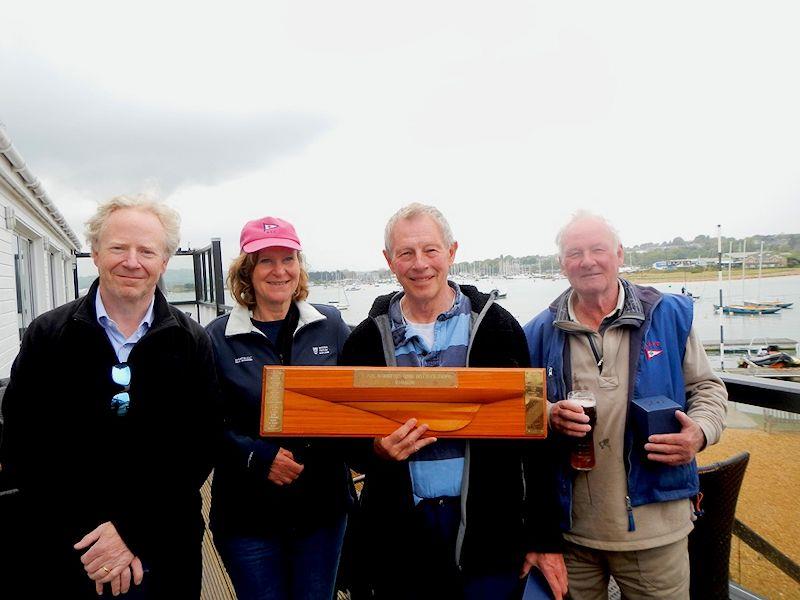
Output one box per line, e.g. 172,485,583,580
332,204,568,599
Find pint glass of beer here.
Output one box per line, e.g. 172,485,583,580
568,390,597,471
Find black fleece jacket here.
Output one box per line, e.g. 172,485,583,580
340,285,563,577
0,280,221,597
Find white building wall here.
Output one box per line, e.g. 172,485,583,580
0,172,78,378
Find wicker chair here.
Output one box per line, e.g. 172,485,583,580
688,451,750,599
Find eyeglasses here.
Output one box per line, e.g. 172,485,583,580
111,363,131,416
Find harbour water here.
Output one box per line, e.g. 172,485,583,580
306,274,800,356
164,272,800,357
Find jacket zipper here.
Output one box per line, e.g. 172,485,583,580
456,291,496,571
584,333,603,374
625,495,635,531
620,296,662,533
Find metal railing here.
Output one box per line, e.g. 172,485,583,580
75,239,231,326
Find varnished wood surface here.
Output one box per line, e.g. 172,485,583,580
261,366,546,438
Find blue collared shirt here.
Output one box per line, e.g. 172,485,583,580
95,292,155,362
389,282,471,504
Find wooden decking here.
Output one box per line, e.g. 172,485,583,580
200,474,237,600
198,471,364,600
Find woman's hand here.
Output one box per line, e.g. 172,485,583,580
267,447,304,485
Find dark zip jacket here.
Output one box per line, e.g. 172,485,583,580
0,279,222,597
206,301,355,537
340,284,563,578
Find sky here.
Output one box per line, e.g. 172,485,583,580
2,1,799,271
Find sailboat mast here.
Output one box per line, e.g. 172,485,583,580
741,238,747,301
717,225,725,370
717,225,723,313
758,241,763,301
727,241,733,296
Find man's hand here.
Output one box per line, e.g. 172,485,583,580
74,521,144,595
549,400,592,437
644,410,706,465
268,448,304,485
520,551,568,600
91,557,145,596
373,418,437,461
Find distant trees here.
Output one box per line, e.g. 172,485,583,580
304,233,799,279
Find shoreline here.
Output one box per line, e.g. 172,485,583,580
624,267,800,284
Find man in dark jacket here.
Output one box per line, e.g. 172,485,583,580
0,196,221,598
341,203,566,599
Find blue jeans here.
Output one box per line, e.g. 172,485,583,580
216,514,347,600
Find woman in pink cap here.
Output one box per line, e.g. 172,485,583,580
206,216,354,600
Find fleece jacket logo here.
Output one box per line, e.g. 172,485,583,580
644,340,663,360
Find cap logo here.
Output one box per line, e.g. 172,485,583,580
263,224,278,232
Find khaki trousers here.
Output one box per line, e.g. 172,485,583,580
564,537,689,600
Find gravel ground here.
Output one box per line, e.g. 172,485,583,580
700,425,800,599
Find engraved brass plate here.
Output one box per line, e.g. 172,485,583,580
524,369,545,435
262,369,285,433
353,369,458,388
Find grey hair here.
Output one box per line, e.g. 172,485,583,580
556,210,621,258
85,194,181,257
384,202,455,253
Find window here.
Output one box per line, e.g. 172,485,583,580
49,252,57,308
14,235,35,339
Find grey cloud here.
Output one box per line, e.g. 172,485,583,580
0,50,332,196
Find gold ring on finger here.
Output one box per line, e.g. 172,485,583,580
102,566,111,574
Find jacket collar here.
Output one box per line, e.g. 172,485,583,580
387,282,468,347
368,282,495,367
225,300,326,337
368,282,492,319
74,278,176,331
551,277,652,331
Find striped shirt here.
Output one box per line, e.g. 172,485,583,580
388,282,471,503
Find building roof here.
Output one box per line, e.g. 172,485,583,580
0,122,81,250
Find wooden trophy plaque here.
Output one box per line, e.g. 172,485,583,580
260,366,546,439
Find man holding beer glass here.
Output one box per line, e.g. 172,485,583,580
523,212,727,599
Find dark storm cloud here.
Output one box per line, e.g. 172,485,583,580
0,50,332,196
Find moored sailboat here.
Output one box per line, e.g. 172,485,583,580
714,304,781,315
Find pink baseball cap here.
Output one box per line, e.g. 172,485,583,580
239,216,302,254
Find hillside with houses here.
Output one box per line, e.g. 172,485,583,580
304,233,800,283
